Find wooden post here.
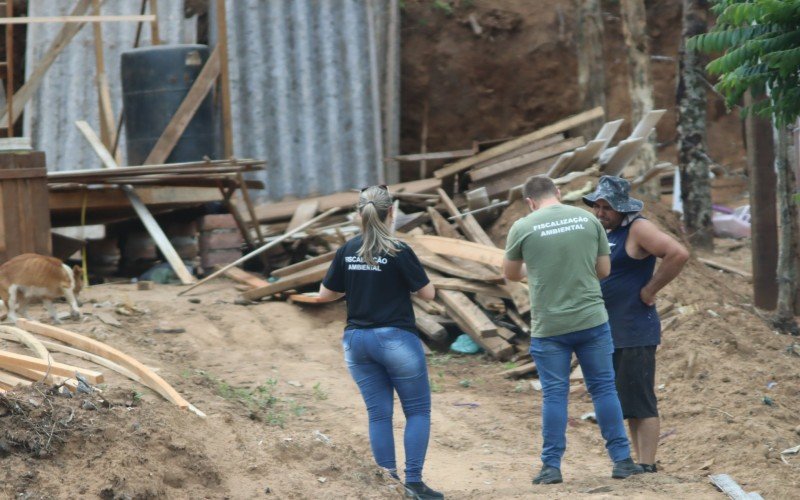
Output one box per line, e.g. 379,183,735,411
4,0,12,137
744,93,778,310
149,0,160,45
91,0,116,154
214,0,233,157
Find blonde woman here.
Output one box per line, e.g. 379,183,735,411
318,185,442,499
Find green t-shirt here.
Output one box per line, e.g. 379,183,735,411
504,204,610,338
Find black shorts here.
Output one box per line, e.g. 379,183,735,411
612,346,658,419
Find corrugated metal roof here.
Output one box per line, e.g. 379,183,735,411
24,0,195,171
211,0,398,201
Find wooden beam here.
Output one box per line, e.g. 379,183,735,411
0,370,32,388
438,290,498,338
271,251,336,278
75,121,196,284
393,149,475,162
434,107,604,179
0,349,103,384
253,178,440,222
410,235,505,268
148,0,161,44
469,137,586,182
429,277,511,298
242,262,330,301
91,0,117,155
0,325,52,363
286,200,320,232
436,188,494,247
500,361,536,379
218,266,269,289
698,258,752,281
412,295,446,315
413,306,449,343
0,0,93,128
16,319,189,410
143,46,221,165
0,15,156,24
427,207,461,239
215,0,234,157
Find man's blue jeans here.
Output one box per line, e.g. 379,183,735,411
529,322,631,469
343,327,431,482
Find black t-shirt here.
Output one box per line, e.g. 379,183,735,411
322,235,430,334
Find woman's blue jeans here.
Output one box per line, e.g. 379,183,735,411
529,322,631,469
343,327,432,482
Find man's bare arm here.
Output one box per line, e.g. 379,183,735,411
631,220,689,305
503,258,527,282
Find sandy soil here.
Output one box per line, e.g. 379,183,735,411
2,220,798,499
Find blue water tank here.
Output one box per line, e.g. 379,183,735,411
121,44,217,165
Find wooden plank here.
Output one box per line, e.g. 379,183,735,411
410,235,505,268
0,325,52,363
288,292,338,304
75,121,196,284
0,15,156,24
254,178,441,222
447,310,514,360
1,365,69,386
0,349,103,384
412,245,504,282
243,262,331,301
413,306,449,342
427,207,461,239
218,266,269,289
393,149,475,162
286,200,320,232
438,290,498,337
143,46,221,165
469,137,585,182
0,167,46,180
436,188,494,247
0,0,92,128
429,277,511,298
434,107,604,179
475,155,556,198
475,293,506,314
548,139,605,178
16,319,190,410
412,295,446,315
709,474,764,500
0,370,32,387
507,308,531,335
91,0,116,152
500,361,536,379
470,134,565,171
698,258,752,282
271,251,336,278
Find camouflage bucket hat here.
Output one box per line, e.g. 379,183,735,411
582,175,644,213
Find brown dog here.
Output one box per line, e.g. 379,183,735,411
0,253,83,324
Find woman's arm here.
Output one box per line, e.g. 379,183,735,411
318,283,345,302
412,282,436,301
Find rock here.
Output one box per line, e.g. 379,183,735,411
95,311,121,327
137,280,154,290
188,298,201,304
287,380,303,388
154,324,186,334
234,298,252,306
794,424,800,436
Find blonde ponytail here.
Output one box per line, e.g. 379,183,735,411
357,185,400,266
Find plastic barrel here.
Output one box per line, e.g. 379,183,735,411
121,44,216,166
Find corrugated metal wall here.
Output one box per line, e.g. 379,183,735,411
211,0,399,201
24,0,195,171
24,1,398,201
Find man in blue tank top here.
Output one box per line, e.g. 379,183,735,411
583,176,689,474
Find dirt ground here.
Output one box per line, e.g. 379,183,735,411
2,216,799,499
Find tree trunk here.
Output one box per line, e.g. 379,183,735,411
575,0,606,138
744,92,778,311
620,0,657,195
772,123,799,334
676,0,713,250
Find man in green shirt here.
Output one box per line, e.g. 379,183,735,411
503,175,642,485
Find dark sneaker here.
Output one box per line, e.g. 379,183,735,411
612,457,645,479
532,466,563,484
404,481,444,499
640,463,657,473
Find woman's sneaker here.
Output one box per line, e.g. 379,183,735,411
532,466,563,484
612,458,645,479
404,481,444,499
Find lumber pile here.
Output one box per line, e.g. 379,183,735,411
0,320,202,416
224,108,676,365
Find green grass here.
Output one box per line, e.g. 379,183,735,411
313,382,328,401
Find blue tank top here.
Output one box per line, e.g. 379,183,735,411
600,217,661,348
